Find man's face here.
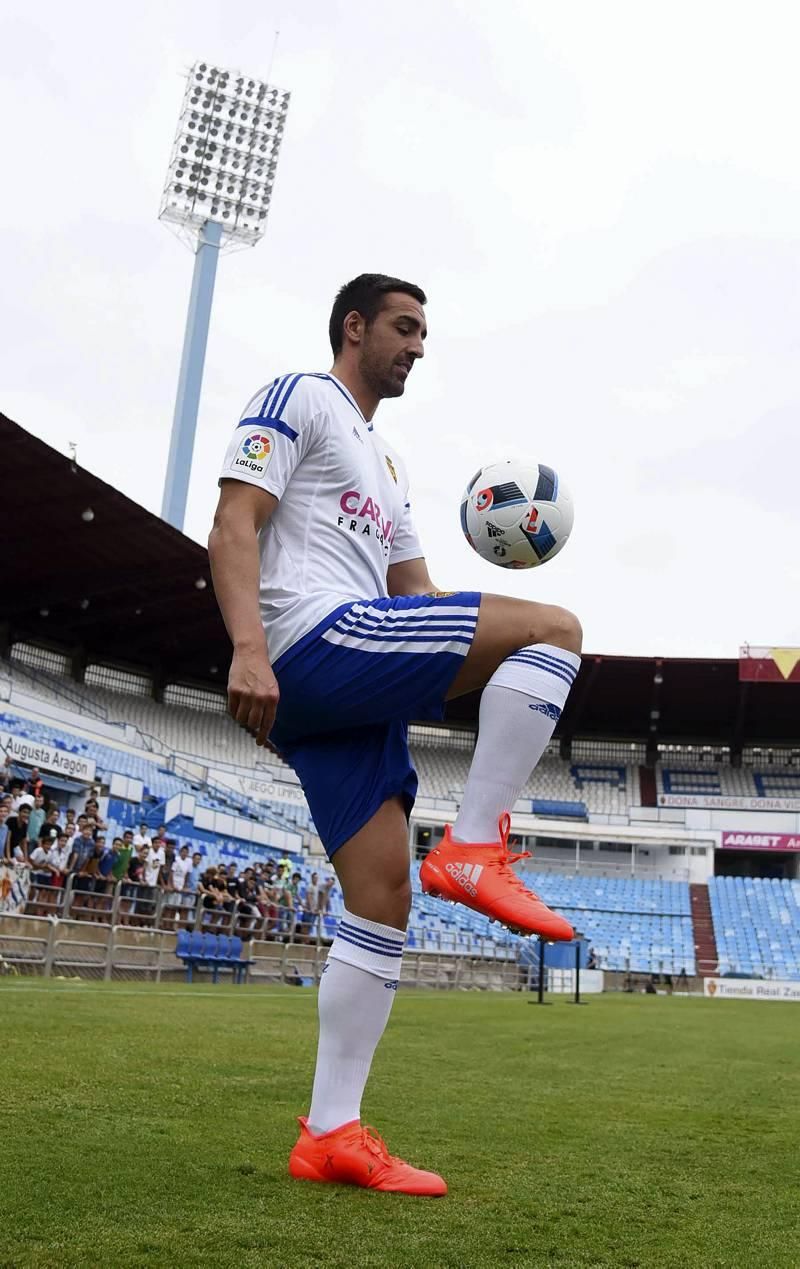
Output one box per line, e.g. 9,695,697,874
46,810,58,823
19,806,30,823
81,826,93,840
123,833,133,845
192,853,201,865
0,807,8,825
355,293,426,401
180,848,188,858
311,873,318,884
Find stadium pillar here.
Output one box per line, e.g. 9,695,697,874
529,940,552,1006
161,219,223,532
71,646,87,684
151,666,166,704
567,941,589,1005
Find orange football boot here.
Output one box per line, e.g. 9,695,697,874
289,1118,447,1196
420,812,574,940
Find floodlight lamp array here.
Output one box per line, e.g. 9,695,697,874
159,61,290,246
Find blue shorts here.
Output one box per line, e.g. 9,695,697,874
270,592,482,857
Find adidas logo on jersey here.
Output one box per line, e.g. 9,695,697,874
444,860,484,898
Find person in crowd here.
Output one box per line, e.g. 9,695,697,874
4,802,31,862
8,780,31,812
257,868,281,940
182,851,204,927
198,866,230,929
163,844,192,930
70,833,103,919
65,813,87,847
185,851,203,893
120,845,147,927
268,867,292,939
68,822,96,878
139,840,164,925
587,946,599,970
47,831,71,909
83,798,107,835
27,828,58,915
43,806,63,836
132,822,152,849
234,866,261,935
298,872,335,942
162,839,177,887
78,835,110,921
109,832,134,921
27,794,47,844
94,835,117,919
63,807,77,838
28,768,44,798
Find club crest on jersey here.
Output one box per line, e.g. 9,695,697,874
234,430,273,474
385,455,398,483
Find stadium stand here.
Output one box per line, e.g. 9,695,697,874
516,872,695,974
708,876,800,980
2,651,798,980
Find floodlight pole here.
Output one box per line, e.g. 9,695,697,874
161,219,224,531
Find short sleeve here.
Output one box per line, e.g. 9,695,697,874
219,374,323,500
389,498,424,565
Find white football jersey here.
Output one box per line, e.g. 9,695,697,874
219,372,424,662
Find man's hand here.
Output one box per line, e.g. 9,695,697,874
228,647,280,747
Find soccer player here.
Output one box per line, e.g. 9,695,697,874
209,274,582,1196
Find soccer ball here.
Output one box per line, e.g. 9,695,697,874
459,460,574,569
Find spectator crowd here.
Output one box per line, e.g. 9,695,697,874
1,764,335,941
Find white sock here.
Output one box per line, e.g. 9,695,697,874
307,909,405,1135
452,643,581,843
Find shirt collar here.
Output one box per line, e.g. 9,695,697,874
325,374,373,430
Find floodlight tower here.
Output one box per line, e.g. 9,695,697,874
159,61,290,531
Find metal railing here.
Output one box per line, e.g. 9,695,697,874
4,875,520,961
0,910,525,990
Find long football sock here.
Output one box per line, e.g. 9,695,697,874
452,643,581,844
307,909,405,1135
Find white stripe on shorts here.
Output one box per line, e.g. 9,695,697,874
334,612,477,639
322,627,472,655
345,602,480,623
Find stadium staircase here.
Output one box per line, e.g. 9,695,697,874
690,883,718,977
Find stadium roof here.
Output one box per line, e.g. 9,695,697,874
4,411,798,747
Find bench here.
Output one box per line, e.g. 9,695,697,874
175,930,254,984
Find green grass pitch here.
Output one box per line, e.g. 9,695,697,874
2,982,799,1268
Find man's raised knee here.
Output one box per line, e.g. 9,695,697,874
525,604,582,655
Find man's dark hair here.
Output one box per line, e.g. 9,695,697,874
329,273,426,356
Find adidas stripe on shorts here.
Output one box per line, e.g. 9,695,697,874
270,591,482,857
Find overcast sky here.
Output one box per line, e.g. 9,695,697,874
3,0,799,658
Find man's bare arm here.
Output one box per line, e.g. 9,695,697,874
208,480,280,747
386,557,441,597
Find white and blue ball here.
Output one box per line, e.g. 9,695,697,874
460,460,574,570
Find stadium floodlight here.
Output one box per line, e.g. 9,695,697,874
158,60,290,531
